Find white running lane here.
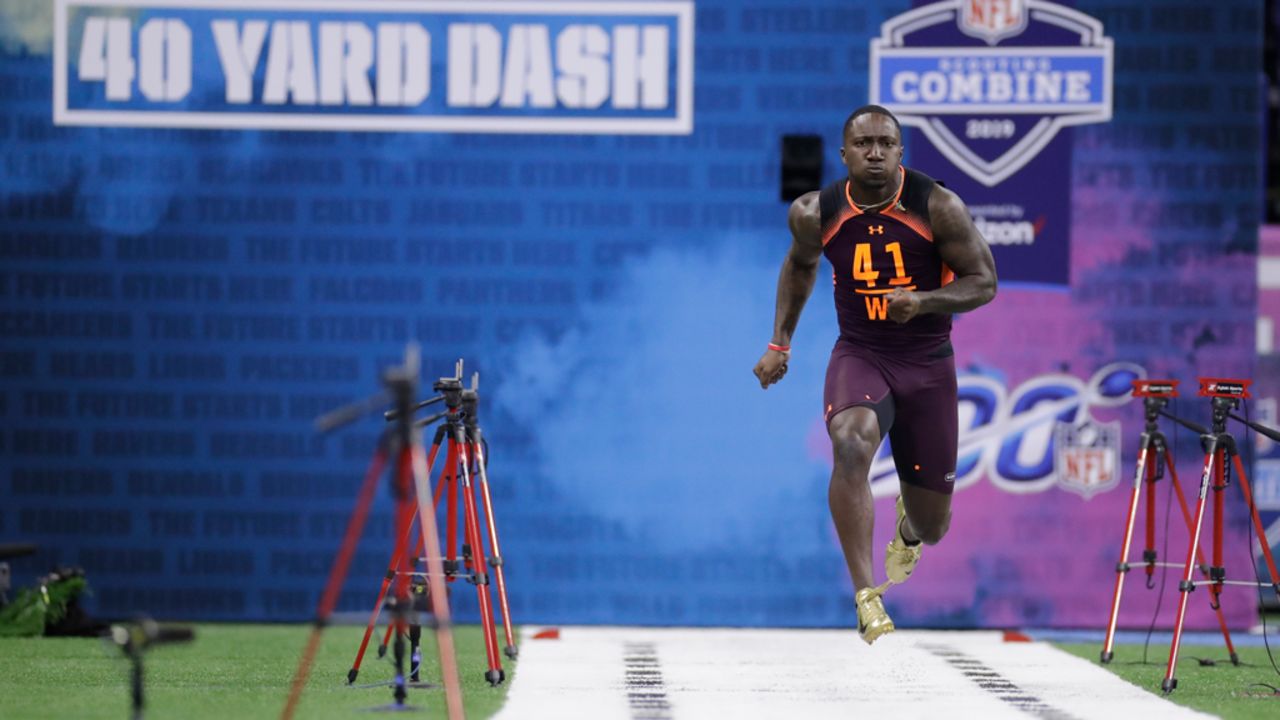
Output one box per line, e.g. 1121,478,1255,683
493,627,1214,720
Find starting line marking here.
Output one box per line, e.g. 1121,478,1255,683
493,627,1213,720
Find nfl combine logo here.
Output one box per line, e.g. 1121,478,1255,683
870,0,1113,187
1053,419,1121,499
961,0,1028,45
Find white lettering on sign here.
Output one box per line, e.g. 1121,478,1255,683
54,0,693,134
447,23,669,110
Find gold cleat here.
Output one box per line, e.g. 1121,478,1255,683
855,583,895,645
884,495,922,584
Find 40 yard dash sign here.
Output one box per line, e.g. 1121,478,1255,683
53,0,694,134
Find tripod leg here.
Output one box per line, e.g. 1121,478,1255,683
1165,449,1237,663
1144,450,1158,585
389,445,422,707
282,445,388,720
1102,439,1150,663
130,654,143,720
427,427,447,511
456,438,504,685
366,432,444,669
380,529,427,660
1211,450,1227,609
1163,447,1216,694
443,440,460,579
378,621,394,659
349,512,420,683
433,459,447,508
391,619,406,704
410,430,465,720
473,435,518,660
423,426,452,577
1232,454,1280,597
409,623,421,683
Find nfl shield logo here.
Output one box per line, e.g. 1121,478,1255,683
1054,419,1121,499
960,0,1028,45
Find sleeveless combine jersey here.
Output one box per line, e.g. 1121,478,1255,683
819,166,953,356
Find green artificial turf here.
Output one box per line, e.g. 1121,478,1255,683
1055,642,1280,719
0,624,513,719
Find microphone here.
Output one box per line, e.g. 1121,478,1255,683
105,617,196,719
108,618,196,651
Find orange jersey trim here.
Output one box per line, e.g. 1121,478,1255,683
855,285,917,295
844,167,906,215
882,207,933,243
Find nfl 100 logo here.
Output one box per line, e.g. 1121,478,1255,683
870,0,1113,187
1053,419,1121,499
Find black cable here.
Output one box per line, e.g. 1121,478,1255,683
1142,398,1177,665
1243,399,1280,680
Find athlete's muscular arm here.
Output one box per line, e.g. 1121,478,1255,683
887,185,997,323
754,191,823,389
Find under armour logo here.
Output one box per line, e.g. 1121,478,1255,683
868,225,884,235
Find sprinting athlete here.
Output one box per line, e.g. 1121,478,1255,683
753,105,997,644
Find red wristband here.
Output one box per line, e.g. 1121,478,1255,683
767,342,790,353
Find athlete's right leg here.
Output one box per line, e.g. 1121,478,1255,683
823,341,895,593
824,341,897,644
827,406,881,592
828,405,898,644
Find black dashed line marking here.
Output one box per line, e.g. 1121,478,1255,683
623,642,672,720
921,644,1080,720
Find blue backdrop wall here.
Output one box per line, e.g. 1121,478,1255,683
0,0,1266,629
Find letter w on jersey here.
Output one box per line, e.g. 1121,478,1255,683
865,295,890,320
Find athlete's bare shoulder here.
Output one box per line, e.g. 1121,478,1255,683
925,182,997,289
925,183,971,237
788,191,822,254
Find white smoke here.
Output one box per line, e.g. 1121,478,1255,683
0,1,53,55
493,240,838,554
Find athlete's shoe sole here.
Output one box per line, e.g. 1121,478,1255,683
884,495,922,584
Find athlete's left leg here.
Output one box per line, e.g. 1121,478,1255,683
886,352,958,546
898,484,951,545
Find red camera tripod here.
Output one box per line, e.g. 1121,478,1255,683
1101,380,1236,665
346,366,516,689
281,348,463,719
1160,378,1280,694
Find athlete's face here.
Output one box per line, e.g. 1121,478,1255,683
840,114,903,188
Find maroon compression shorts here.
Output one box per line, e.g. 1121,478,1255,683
823,338,958,494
